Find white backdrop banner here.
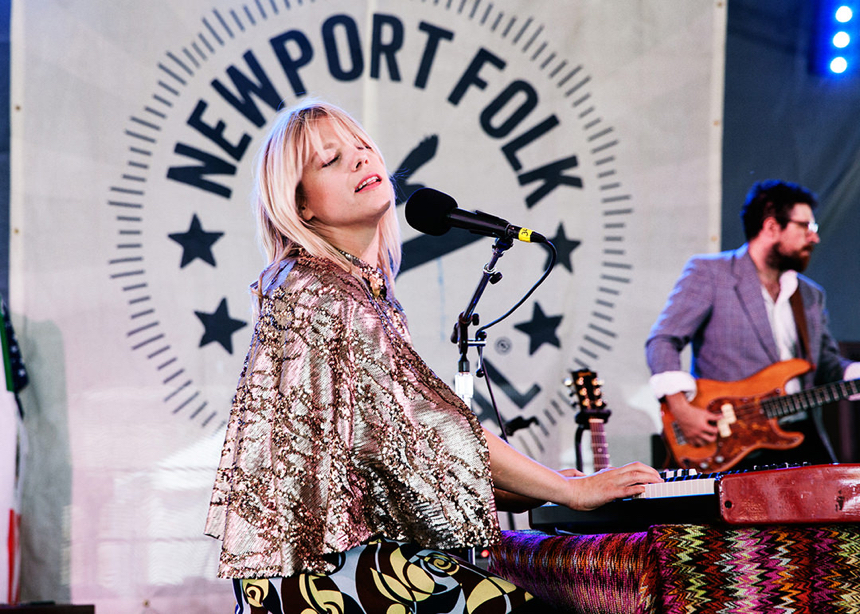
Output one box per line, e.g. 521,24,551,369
10,1,725,611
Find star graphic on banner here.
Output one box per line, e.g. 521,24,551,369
168,213,224,268
194,298,247,354
514,303,563,355
544,223,581,273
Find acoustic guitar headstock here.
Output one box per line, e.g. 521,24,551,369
565,369,612,424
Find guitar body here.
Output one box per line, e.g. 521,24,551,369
661,358,813,472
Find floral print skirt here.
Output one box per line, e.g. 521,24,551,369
232,536,549,613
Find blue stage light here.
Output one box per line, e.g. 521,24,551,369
831,56,848,73
810,2,858,75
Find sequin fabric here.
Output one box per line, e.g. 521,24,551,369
205,251,500,579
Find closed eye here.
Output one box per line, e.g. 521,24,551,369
322,153,340,168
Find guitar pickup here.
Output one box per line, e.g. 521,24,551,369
717,402,737,438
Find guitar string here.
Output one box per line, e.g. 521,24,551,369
710,378,860,419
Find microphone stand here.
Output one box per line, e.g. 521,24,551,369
452,235,514,442
452,236,518,545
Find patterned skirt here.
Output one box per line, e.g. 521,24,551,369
231,536,551,613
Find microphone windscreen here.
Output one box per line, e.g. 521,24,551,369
405,188,458,236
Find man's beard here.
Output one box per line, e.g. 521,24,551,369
767,242,813,272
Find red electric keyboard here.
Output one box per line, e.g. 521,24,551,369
529,463,860,534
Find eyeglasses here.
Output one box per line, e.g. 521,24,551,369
786,219,819,234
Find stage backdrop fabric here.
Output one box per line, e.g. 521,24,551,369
9,1,725,611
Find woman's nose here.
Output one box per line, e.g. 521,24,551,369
353,147,368,170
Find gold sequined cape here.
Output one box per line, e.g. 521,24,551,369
205,252,500,578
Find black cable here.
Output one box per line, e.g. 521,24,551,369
475,239,557,337
475,342,508,441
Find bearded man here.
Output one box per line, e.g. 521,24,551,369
646,179,860,469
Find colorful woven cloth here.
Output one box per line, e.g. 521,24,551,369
489,524,860,614
488,530,654,613
650,524,860,614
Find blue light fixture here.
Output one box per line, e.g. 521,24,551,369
833,31,851,47
836,5,854,22
810,2,859,75
831,56,849,72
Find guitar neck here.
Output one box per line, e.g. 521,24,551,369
566,369,612,471
763,378,860,419
589,418,610,471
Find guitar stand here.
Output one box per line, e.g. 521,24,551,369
573,423,588,473
572,401,611,473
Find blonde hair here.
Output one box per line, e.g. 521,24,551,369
252,101,401,299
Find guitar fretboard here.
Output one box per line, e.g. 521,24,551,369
589,418,610,471
761,378,860,419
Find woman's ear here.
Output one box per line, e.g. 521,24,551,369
297,187,313,222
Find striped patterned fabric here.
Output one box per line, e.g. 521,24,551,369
488,530,654,613
489,524,860,613
650,524,860,613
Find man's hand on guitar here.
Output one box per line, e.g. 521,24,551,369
664,392,719,446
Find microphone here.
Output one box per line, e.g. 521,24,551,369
405,188,546,244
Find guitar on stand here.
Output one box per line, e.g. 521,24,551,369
565,369,612,472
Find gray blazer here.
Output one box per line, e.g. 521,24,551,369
646,245,849,388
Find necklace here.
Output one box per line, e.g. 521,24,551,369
338,249,385,299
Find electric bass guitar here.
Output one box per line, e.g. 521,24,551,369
661,358,860,472
565,369,611,471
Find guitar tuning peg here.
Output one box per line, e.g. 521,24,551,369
563,376,573,387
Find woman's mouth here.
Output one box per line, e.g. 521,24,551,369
355,175,381,192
